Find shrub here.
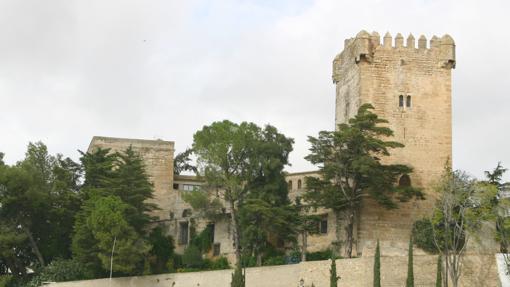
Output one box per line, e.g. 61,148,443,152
262,256,286,266
209,257,230,270
412,219,438,254
306,249,338,261
231,266,245,287
182,245,204,269
26,259,88,287
0,276,13,287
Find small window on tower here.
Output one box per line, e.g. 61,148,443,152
399,95,404,107
297,179,302,189
406,95,412,108
288,180,293,190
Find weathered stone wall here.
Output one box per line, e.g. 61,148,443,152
333,31,455,256
88,136,174,221
45,255,500,287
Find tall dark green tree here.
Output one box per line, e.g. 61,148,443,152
406,237,414,287
436,255,442,287
374,240,381,287
305,104,421,257
174,148,198,175
330,257,339,287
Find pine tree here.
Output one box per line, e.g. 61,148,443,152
406,237,414,287
231,266,245,287
374,240,381,287
330,257,339,287
436,255,442,287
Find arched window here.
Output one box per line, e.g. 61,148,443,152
406,95,412,108
399,95,404,107
297,179,302,189
399,174,411,187
288,180,293,190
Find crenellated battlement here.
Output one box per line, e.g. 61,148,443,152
333,30,455,83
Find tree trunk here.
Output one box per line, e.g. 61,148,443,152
229,198,242,268
301,231,307,262
24,226,45,266
344,208,356,258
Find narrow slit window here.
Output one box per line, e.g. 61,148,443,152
399,95,404,107
297,179,302,189
288,180,293,190
406,95,412,108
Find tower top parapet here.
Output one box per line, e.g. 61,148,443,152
333,30,455,83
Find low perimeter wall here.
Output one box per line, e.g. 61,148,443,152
46,255,499,287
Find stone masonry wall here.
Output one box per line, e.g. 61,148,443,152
333,31,455,256
46,254,499,287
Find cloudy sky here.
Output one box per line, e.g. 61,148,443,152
0,0,509,181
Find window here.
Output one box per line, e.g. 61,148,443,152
399,174,411,187
399,95,404,107
182,209,192,218
213,243,221,256
406,95,412,108
182,184,200,191
207,223,215,243
297,179,302,189
320,216,328,234
173,183,179,190
178,222,189,245
288,180,293,190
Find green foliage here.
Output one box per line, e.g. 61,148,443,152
262,256,286,266
206,257,230,270
436,256,442,287
26,259,88,287
191,120,295,269
0,275,13,287
231,266,245,287
147,226,175,274
330,258,339,287
484,162,507,189
189,224,214,253
0,142,82,277
304,104,421,257
306,249,337,261
412,219,438,254
174,148,197,175
406,237,414,287
373,240,381,287
181,190,223,220
182,245,204,269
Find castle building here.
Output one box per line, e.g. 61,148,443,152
88,31,457,261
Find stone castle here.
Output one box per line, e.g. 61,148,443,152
88,31,457,262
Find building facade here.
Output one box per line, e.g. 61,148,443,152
87,30,458,261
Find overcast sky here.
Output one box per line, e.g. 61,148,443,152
0,0,509,181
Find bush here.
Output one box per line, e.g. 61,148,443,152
412,219,438,254
306,249,338,261
208,257,230,270
182,245,204,268
262,256,286,266
26,259,88,287
0,276,13,287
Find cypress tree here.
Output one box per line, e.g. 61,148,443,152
231,266,245,287
374,240,381,287
406,237,414,287
330,257,339,287
436,255,442,287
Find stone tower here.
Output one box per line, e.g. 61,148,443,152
332,31,455,255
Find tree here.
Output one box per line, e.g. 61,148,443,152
231,266,245,287
305,104,421,257
329,257,340,287
484,162,507,189
73,196,150,276
406,237,414,287
294,197,321,262
191,120,294,270
109,147,157,233
431,169,497,287
436,255,443,287
174,148,198,175
373,240,381,287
